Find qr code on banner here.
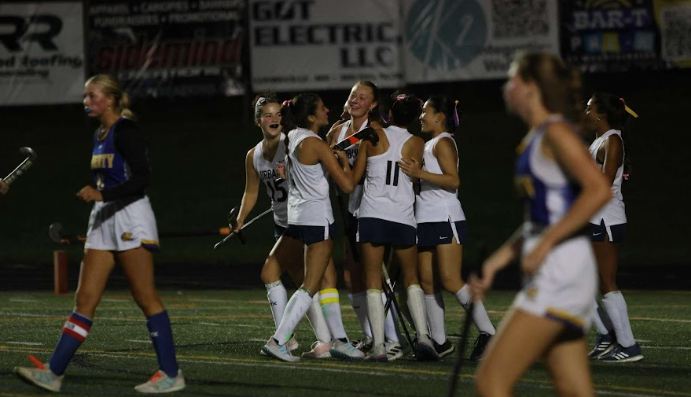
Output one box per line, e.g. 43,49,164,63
661,7,691,61
492,0,549,38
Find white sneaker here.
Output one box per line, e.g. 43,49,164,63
134,370,186,394
261,334,298,356
15,365,63,393
301,341,332,359
262,338,300,362
385,340,407,361
330,339,365,360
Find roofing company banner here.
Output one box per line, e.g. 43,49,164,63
559,0,691,71
249,0,403,91
401,0,560,83
87,0,245,98
0,2,85,106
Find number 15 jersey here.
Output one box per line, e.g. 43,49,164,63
252,133,288,228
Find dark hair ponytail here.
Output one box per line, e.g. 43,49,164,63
280,93,322,158
592,93,638,180
426,95,459,133
389,92,423,127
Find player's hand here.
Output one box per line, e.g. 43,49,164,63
233,218,245,234
275,162,286,180
0,179,9,195
398,157,422,178
77,186,103,202
522,239,551,275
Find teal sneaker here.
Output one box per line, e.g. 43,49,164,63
15,363,63,393
134,370,186,393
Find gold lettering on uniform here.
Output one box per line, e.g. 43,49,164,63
90,154,115,169
515,176,535,198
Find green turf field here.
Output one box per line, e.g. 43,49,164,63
0,289,689,396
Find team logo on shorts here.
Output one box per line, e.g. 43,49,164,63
526,287,538,300
121,232,134,241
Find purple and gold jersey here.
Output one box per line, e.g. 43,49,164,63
91,118,129,190
515,116,580,227
89,118,150,202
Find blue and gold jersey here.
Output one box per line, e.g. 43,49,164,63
91,118,129,190
515,116,580,226
90,118,150,202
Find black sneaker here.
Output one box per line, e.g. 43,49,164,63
433,339,455,359
598,343,643,363
469,333,492,361
588,333,615,359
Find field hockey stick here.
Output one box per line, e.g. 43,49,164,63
332,127,379,151
446,286,476,397
49,222,233,245
4,147,37,185
381,262,416,350
213,206,272,249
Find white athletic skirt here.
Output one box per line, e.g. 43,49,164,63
512,235,598,334
85,196,160,251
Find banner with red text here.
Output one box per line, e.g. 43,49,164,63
87,0,245,98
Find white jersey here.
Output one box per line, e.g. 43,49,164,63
415,132,466,223
358,126,416,227
337,119,369,214
589,129,626,225
286,127,334,226
252,134,288,227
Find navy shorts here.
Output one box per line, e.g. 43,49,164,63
274,223,287,240
284,223,338,245
417,220,468,248
356,218,417,246
590,220,626,243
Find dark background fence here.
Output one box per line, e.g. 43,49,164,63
1,68,690,290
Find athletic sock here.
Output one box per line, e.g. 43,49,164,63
425,293,447,345
455,285,495,335
265,280,287,329
591,301,610,335
382,292,399,343
406,285,428,337
306,293,332,342
273,289,313,345
603,291,636,347
49,312,92,376
146,311,179,378
319,289,348,340
350,291,372,338
367,289,385,347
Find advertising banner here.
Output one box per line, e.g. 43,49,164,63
0,2,85,106
402,0,560,82
87,0,245,98
249,0,403,92
559,0,689,72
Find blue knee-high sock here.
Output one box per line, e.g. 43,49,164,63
147,311,179,378
49,312,93,376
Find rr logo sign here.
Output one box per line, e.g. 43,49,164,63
0,15,62,52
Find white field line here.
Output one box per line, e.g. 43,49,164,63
125,340,151,344
3,341,43,346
